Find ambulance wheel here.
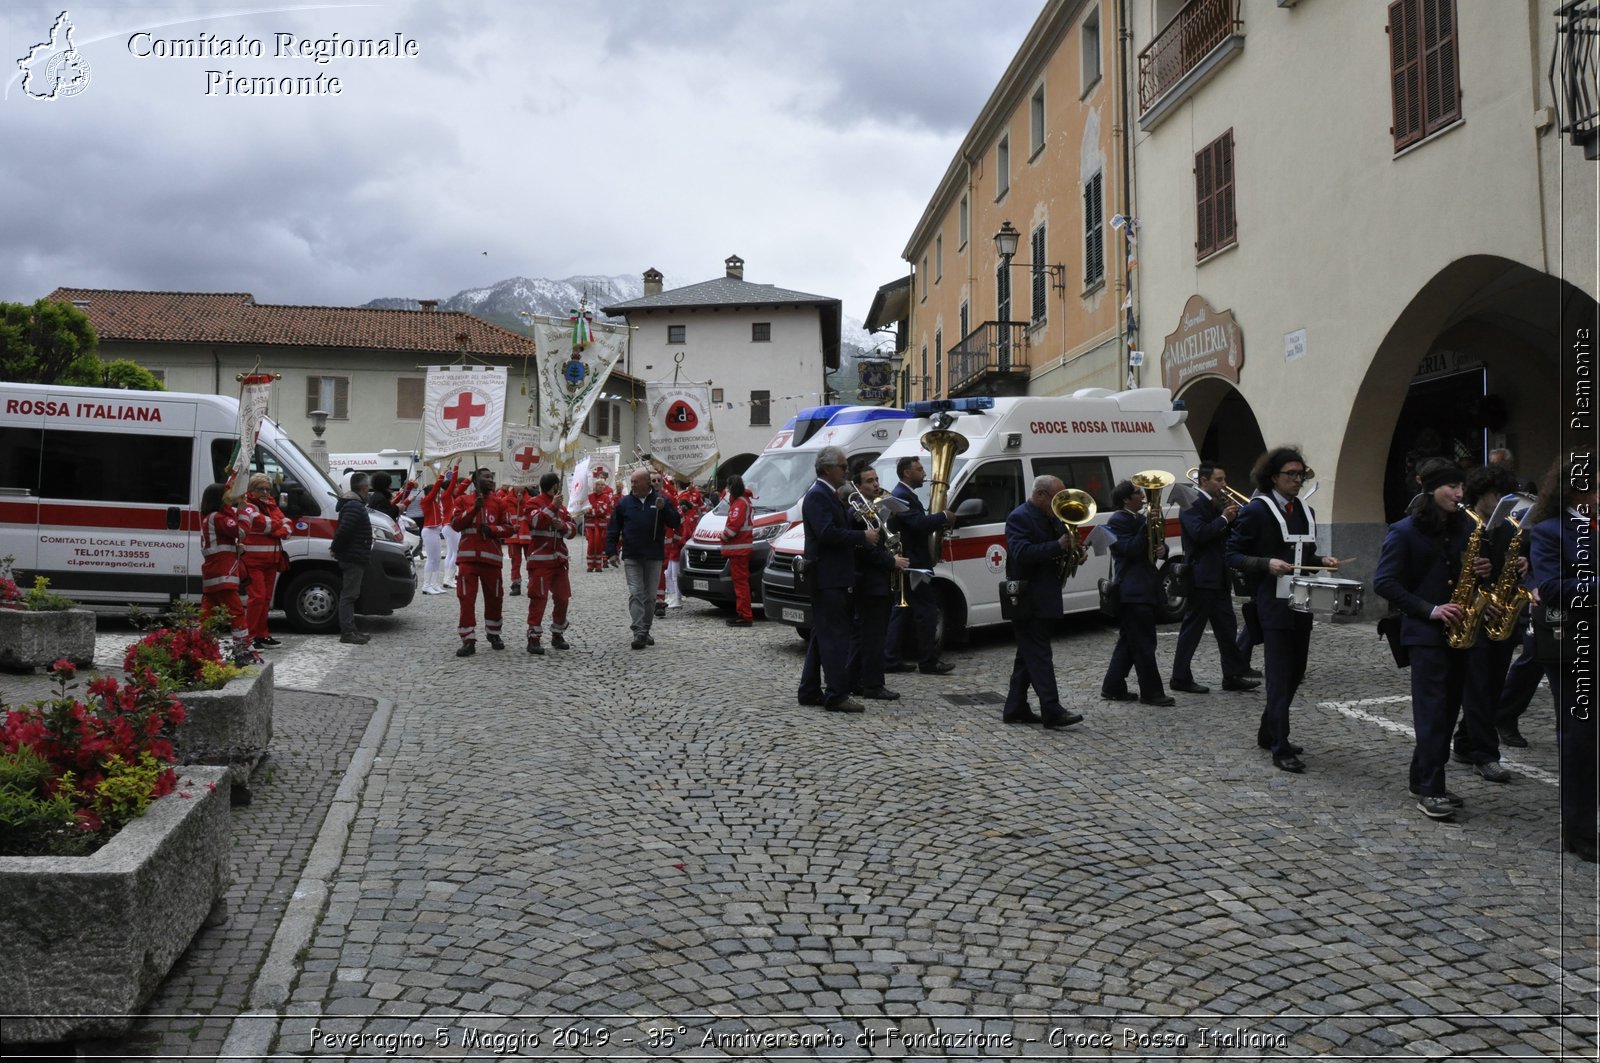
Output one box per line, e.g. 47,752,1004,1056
1156,559,1188,624
284,569,341,634
795,626,812,641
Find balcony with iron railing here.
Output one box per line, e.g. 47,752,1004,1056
1553,0,1598,159
1138,0,1244,128
947,321,1031,397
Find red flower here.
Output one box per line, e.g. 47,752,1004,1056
51,659,77,679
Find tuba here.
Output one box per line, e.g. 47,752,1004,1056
921,427,969,563
1131,470,1176,564
1051,488,1097,580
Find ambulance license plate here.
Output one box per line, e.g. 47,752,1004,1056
692,579,710,591
782,608,806,623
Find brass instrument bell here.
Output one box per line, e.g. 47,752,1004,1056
1130,469,1176,564
1050,487,1096,579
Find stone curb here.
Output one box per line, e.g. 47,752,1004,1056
219,693,395,1062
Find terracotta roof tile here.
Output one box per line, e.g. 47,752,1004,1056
47,288,535,358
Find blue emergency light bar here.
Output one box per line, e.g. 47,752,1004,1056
826,407,913,426
904,397,995,418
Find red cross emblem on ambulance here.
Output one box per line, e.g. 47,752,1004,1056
986,544,1007,572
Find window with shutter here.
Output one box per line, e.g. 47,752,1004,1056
1030,225,1048,323
1083,173,1105,286
396,377,423,420
1195,130,1236,260
934,330,943,396
306,375,350,419
1389,0,1458,152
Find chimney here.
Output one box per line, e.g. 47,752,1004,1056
643,268,663,296
419,299,438,312
725,254,744,281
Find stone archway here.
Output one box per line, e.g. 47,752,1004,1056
1177,376,1266,485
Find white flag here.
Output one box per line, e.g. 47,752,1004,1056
502,425,543,487
226,375,274,503
567,455,592,515
532,317,629,472
424,367,507,461
646,382,720,483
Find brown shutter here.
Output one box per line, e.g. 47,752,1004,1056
334,376,349,419
305,375,319,417
1421,0,1460,135
1195,142,1215,258
1389,0,1422,150
1216,131,1235,249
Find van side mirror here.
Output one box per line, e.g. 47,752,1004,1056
279,481,313,518
955,498,986,521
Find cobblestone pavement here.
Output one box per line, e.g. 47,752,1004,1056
6,559,1598,1060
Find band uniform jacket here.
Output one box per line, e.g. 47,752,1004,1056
1004,501,1069,619
802,479,866,591
1530,512,1595,613
450,489,514,568
1106,508,1164,605
1179,492,1232,591
890,481,949,570
1226,495,1330,631
1373,511,1474,648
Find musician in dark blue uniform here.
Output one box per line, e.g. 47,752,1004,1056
884,456,956,675
1169,463,1259,695
846,461,910,701
1450,464,1521,783
1526,457,1597,861
1100,480,1174,706
1226,447,1339,773
796,445,875,714
1001,475,1085,728
1375,460,1490,820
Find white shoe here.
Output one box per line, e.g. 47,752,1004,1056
443,579,456,589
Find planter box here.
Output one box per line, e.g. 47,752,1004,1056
0,766,231,1045
0,607,96,672
173,662,273,804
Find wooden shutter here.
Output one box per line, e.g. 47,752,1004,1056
1195,143,1215,257
333,376,349,419
1389,0,1422,150
1084,174,1104,284
1214,131,1236,250
1031,225,1048,322
305,375,319,417
1420,0,1460,135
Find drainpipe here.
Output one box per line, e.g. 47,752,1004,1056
213,350,221,395
1118,0,1137,388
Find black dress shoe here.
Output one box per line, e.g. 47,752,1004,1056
1258,736,1303,755
1241,668,1263,679
1140,695,1177,707
1002,709,1041,724
1498,727,1529,748
1169,680,1209,694
509,581,521,597
526,640,545,655
1100,689,1138,702
486,634,505,650
456,642,476,657
630,638,646,650
826,699,866,713
884,662,915,673
861,687,900,701
550,633,569,650
1272,753,1306,773
797,694,824,706
919,661,956,675
1221,677,1261,691
726,618,753,626
1042,711,1084,728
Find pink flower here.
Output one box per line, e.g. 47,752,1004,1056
51,659,77,679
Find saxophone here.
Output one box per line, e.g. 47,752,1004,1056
1444,504,1489,650
1483,513,1532,641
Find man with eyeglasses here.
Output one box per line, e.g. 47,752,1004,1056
797,445,877,713
1227,447,1341,773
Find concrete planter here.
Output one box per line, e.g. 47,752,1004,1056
174,662,273,804
0,607,95,672
0,766,231,1045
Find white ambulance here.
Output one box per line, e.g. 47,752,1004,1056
0,382,416,632
328,450,420,493
762,388,1200,646
679,404,912,608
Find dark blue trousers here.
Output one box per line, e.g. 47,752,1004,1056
1103,603,1164,700
848,594,890,693
885,580,938,669
1006,617,1063,716
1549,663,1598,838
799,587,853,705
1497,626,1546,731
1258,615,1312,754
1409,644,1468,796
1455,638,1512,763
1171,586,1248,684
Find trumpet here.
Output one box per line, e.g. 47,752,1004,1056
1131,470,1176,564
1185,466,1253,510
1050,488,1096,580
843,481,908,606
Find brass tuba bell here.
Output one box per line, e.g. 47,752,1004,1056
1130,469,1176,564
1050,488,1097,580
921,427,969,562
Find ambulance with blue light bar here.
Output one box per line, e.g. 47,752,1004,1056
680,404,912,608
761,389,1199,646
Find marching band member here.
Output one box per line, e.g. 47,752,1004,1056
450,467,513,657
884,456,956,676
797,445,873,713
238,473,293,649
846,461,909,700
523,472,578,655
1099,480,1173,706
1001,475,1085,728
199,482,255,665
1169,463,1258,694
1449,464,1522,783
418,465,459,594
585,466,615,572
722,474,755,626
1226,447,1339,774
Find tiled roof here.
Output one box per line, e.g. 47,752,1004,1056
47,288,535,358
602,275,837,314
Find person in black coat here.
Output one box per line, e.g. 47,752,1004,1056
1169,463,1259,695
883,456,956,675
797,445,875,713
1100,479,1174,706
1000,475,1085,729
845,461,910,701
1226,447,1341,773
1374,459,1491,821
1449,464,1521,782
365,471,400,520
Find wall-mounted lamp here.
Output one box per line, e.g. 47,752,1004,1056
994,221,1066,292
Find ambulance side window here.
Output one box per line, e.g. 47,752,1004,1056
42,430,192,505
0,428,43,496
1033,456,1113,512
209,441,290,490
951,459,1023,522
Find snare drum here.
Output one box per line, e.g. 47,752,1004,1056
1288,575,1364,616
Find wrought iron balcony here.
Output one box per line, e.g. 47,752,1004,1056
1552,0,1598,160
1138,0,1243,113
947,321,1031,397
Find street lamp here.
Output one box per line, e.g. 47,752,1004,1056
309,408,329,473
994,221,1066,291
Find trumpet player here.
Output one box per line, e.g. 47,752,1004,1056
846,461,911,701
1099,480,1174,707
884,457,957,676
1001,475,1085,728
1169,463,1260,696
1374,459,1492,820
796,445,876,714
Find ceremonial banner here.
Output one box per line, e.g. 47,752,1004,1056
423,366,507,461
532,311,629,473
567,456,592,515
502,425,542,488
225,373,275,503
646,382,719,482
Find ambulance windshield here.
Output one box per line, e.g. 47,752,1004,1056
710,451,820,516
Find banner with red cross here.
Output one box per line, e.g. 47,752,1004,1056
501,425,542,487
423,366,507,461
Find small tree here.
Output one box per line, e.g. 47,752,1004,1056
0,300,162,390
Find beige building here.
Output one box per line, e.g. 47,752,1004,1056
1126,0,1597,580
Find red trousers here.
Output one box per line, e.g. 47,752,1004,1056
202,587,247,635
507,542,526,583
243,564,279,639
525,560,570,639
456,564,503,642
729,551,753,622
584,523,606,571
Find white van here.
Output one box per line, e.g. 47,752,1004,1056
680,404,911,607
0,382,416,632
762,388,1200,645
329,450,419,493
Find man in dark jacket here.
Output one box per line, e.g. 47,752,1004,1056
605,468,681,649
1099,480,1174,707
1001,475,1085,729
846,461,910,701
797,445,873,713
884,456,956,675
330,473,373,644
1169,463,1258,694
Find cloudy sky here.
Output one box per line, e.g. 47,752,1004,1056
1,0,1042,322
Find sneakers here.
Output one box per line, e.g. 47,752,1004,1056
255,636,283,648
1416,795,1458,820
339,631,370,645
550,633,569,650
1409,786,1464,808
1474,760,1511,783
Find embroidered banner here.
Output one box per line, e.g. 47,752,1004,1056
501,425,542,487
423,366,507,461
646,383,720,483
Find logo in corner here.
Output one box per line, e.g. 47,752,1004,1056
17,11,91,101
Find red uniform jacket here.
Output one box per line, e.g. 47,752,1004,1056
523,492,577,563
201,505,244,590
506,489,535,546
588,486,615,525
239,496,293,569
450,490,514,567
722,494,754,554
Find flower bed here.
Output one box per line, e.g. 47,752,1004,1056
0,765,231,1044
173,661,274,804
